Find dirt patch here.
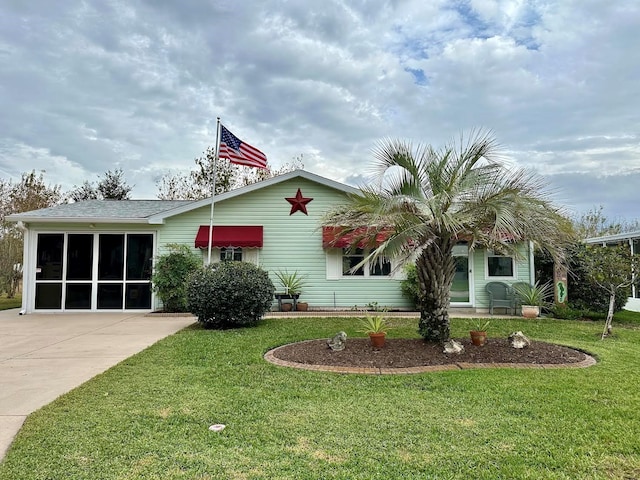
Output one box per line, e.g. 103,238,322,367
268,338,591,370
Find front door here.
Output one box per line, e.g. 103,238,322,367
451,243,473,306
34,232,154,311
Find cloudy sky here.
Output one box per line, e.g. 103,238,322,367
1,0,639,221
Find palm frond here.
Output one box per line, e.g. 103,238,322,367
324,129,569,270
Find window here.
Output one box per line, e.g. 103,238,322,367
220,247,242,262
204,247,259,265
486,251,515,278
342,248,365,276
369,256,392,276
341,249,391,277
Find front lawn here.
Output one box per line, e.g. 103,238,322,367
1,316,639,479
0,294,21,311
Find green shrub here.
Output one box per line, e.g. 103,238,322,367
400,263,420,309
548,304,585,320
187,261,275,329
152,244,201,312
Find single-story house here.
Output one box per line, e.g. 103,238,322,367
9,170,536,314
585,230,640,312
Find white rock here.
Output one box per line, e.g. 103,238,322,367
327,331,347,351
443,339,464,354
509,331,531,349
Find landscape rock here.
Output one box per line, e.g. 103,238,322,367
509,331,531,349
327,331,347,351
443,339,464,354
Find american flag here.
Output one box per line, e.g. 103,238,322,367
219,124,268,169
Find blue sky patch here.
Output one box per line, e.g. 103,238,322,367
404,67,428,86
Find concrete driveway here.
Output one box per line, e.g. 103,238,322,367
0,309,194,461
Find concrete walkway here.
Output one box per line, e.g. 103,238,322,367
0,310,194,461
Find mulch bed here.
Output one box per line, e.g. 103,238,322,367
270,338,589,369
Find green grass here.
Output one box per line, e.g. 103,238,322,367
2,316,640,479
0,294,20,310
572,308,640,327
608,308,640,326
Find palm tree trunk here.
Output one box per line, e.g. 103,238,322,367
416,238,455,343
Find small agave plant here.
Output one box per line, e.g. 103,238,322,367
359,310,390,348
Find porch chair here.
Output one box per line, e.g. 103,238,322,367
485,281,516,315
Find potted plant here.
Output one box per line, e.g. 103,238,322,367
275,269,306,295
360,311,389,348
274,269,307,311
470,320,490,346
513,281,552,318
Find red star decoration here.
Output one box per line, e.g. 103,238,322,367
285,188,313,215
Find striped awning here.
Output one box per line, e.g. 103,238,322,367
322,226,391,248
195,226,263,249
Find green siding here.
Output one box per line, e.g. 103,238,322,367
158,178,412,310
472,244,532,309
157,179,533,311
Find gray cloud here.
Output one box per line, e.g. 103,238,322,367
546,171,640,221
0,0,638,221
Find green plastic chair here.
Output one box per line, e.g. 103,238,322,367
485,281,515,315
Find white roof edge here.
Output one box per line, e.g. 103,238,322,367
584,230,640,243
6,215,151,224
148,169,359,222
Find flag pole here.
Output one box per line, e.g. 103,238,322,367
207,117,221,265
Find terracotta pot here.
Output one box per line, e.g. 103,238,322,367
470,330,487,346
521,305,540,318
296,302,309,312
281,303,293,312
369,332,386,348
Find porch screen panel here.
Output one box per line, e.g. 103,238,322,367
125,284,151,309
98,235,124,280
35,283,62,309
65,284,92,309
126,234,153,280
97,284,123,309
67,234,93,280
36,234,64,280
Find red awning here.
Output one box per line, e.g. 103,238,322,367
322,226,391,248
195,226,263,249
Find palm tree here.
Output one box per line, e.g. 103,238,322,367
323,130,570,343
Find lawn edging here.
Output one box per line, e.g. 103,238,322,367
264,340,597,375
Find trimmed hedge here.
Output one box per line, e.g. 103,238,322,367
187,261,275,328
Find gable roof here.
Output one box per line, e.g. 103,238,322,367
8,170,359,225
